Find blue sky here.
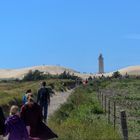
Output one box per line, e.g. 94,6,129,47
0,0,140,73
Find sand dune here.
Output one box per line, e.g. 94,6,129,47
102,65,140,77
118,66,140,75
0,65,78,79
0,65,140,80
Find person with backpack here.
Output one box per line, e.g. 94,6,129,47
0,106,5,139
37,81,51,122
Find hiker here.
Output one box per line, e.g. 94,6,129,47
21,94,58,140
4,105,29,140
37,81,52,122
0,106,5,139
22,89,32,105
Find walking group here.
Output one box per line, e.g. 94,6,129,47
0,81,58,140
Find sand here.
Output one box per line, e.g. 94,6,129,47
0,65,140,79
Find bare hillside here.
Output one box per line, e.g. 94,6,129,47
0,65,140,79
0,65,79,79
103,65,140,77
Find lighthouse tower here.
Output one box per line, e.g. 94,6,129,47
98,54,104,74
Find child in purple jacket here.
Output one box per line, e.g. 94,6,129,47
4,105,29,140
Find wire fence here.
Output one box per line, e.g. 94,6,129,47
97,91,140,140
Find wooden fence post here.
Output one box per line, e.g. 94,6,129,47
102,93,104,109
104,96,107,114
121,111,128,140
108,99,111,123
113,101,116,130
97,92,100,101
99,92,101,103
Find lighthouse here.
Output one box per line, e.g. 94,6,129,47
98,54,104,74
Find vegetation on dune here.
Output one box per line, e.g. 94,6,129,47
23,70,81,81
112,71,122,79
1,70,140,139
0,79,76,116
48,85,121,140
88,77,140,139
48,77,140,140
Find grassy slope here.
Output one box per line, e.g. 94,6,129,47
1,78,139,139
49,85,121,140
91,78,140,139
0,79,75,114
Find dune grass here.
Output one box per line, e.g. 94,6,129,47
89,78,140,139
48,85,121,140
0,79,75,115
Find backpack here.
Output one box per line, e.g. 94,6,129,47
39,88,50,104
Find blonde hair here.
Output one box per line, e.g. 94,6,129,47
27,92,34,101
10,105,19,116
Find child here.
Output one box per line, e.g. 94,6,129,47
22,89,32,105
4,105,29,140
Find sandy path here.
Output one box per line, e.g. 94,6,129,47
48,89,73,117
2,89,73,140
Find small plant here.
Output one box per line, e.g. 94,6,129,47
112,71,122,78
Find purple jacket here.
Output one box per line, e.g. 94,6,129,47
5,115,29,140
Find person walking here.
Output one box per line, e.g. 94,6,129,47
0,106,5,140
37,81,51,122
21,94,58,140
22,89,32,105
4,105,29,140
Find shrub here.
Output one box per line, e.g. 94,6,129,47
23,70,44,81
112,71,122,78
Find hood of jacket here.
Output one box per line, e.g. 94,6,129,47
6,115,21,125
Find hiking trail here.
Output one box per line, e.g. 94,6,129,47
48,89,73,117
3,89,73,140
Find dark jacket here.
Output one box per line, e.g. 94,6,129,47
5,115,29,140
21,103,43,137
20,103,58,139
37,87,51,105
0,107,5,135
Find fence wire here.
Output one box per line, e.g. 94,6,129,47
97,91,140,140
